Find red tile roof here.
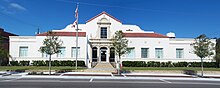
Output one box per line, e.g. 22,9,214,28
36,32,86,37
86,11,122,23
0,28,18,37
124,33,169,38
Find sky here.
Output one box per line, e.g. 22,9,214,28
0,0,220,38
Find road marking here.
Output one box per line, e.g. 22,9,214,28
160,79,172,83
59,74,64,76
122,74,126,77
89,78,93,82
111,73,114,77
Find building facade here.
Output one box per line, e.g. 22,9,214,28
9,12,215,68
0,28,17,65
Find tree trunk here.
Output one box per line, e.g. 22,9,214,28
201,57,204,77
49,55,51,75
117,56,121,75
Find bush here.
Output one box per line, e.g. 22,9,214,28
19,60,30,66
60,60,74,66
10,61,20,66
122,61,146,67
52,60,60,66
203,62,216,68
146,61,160,67
173,62,188,67
74,61,86,67
32,60,46,66
31,60,85,67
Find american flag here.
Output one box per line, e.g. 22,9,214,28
72,6,78,28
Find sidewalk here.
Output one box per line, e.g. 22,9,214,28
1,71,220,79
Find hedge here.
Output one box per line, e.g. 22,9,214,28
32,60,85,67
10,61,20,66
19,60,30,66
122,61,217,68
122,61,146,67
9,60,85,67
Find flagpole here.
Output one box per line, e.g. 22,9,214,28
75,3,79,70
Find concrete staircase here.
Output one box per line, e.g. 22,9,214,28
85,63,116,73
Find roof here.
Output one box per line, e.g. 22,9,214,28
86,11,122,23
124,33,169,38
0,28,18,37
36,32,86,37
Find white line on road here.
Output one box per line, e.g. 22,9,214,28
89,78,93,82
111,73,114,77
122,74,127,77
160,79,172,83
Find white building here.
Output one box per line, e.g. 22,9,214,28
9,11,215,68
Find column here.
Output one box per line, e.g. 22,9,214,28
97,46,100,63
106,47,110,63
88,46,92,68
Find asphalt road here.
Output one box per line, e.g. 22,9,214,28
0,78,220,88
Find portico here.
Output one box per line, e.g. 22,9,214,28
90,39,115,64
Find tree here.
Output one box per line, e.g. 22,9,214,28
39,31,63,75
112,30,130,75
192,34,215,77
215,38,220,68
0,36,10,66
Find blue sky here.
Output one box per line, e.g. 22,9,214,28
0,0,220,38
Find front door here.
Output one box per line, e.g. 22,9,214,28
101,51,106,61
100,47,107,62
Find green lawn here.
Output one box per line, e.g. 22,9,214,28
1,66,220,71
122,67,220,71
0,66,86,71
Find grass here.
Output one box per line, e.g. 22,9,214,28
122,67,220,71
1,66,219,71
0,66,86,71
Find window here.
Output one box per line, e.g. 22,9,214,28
92,47,97,58
72,47,80,58
176,48,184,58
141,48,149,58
19,47,28,57
110,48,115,58
126,48,135,58
57,47,65,58
42,53,48,58
155,48,163,58
100,27,107,38
41,47,48,58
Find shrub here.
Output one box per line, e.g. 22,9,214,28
146,61,160,67
52,60,60,66
203,62,216,68
60,60,74,66
173,62,188,67
74,61,86,67
19,60,30,66
122,61,146,67
122,61,132,67
32,60,46,66
10,61,20,66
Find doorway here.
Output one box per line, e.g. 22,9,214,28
100,47,107,62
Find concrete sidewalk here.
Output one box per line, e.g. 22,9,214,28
1,71,220,79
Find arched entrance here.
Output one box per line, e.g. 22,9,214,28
100,47,107,62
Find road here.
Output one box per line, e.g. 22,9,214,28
1,77,220,88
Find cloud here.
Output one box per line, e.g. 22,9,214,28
9,3,26,11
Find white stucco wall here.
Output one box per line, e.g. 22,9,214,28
9,12,216,67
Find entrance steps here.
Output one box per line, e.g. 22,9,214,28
84,63,116,73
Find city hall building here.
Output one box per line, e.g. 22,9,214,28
9,12,215,68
